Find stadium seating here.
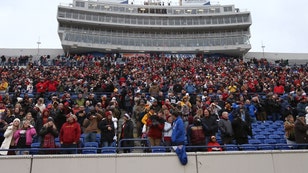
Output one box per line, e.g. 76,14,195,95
269,134,281,140
151,146,166,153
273,131,285,138
96,134,101,145
265,128,275,133
82,147,98,154
240,144,258,151
84,142,99,148
30,142,41,155
258,144,275,150
248,139,262,145
254,135,266,143
263,139,277,145
259,131,271,137
224,144,239,151
101,147,117,154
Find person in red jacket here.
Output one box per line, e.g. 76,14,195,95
273,82,285,95
45,77,59,93
35,78,47,94
207,135,222,152
59,113,81,154
146,111,165,146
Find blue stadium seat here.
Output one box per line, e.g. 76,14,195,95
251,123,258,128
264,139,277,145
264,120,273,124
82,147,97,154
254,135,266,143
151,146,166,153
84,142,99,148
240,144,258,151
257,125,266,130
273,131,285,138
55,137,60,142
276,127,285,132
269,134,281,140
224,144,239,151
252,128,261,135
249,139,262,145
215,136,223,145
71,94,78,100
258,144,275,150
259,131,271,137
275,144,291,150
265,128,275,133
273,120,284,125
269,124,280,129
277,138,287,144
30,142,41,155
101,147,117,154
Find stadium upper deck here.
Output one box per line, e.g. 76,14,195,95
57,0,251,56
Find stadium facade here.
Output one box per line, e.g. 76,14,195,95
57,0,252,56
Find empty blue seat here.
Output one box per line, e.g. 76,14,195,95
277,138,287,144
269,124,280,129
30,142,41,155
264,120,273,124
224,144,239,151
264,139,277,144
252,129,261,135
273,131,285,138
259,131,271,137
96,133,101,145
265,128,275,132
273,120,284,125
82,147,97,154
249,139,262,145
269,134,281,140
84,142,99,148
251,123,258,128
275,144,291,150
254,135,266,143
240,144,258,151
101,147,117,154
276,127,285,132
257,125,266,130
151,146,166,153
258,144,275,150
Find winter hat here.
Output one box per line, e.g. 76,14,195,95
66,113,77,121
13,118,21,123
124,113,131,119
105,111,112,117
47,117,54,122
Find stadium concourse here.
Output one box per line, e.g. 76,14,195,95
0,53,308,155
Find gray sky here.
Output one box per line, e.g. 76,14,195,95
1,0,307,53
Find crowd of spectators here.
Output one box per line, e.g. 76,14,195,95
0,53,308,155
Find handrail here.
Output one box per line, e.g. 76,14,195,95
1,143,307,156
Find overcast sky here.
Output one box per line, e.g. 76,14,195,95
1,0,307,53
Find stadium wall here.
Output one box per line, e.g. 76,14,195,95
245,52,308,64
0,150,307,173
1,48,307,64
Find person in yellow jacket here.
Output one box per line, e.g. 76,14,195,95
178,95,192,117
141,106,155,135
0,78,8,94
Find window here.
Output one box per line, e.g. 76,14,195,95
224,6,232,12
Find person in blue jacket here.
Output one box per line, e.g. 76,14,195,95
171,111,188,165
171,111,185,146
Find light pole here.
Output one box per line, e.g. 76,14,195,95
261,42,265,58
37,37,41,57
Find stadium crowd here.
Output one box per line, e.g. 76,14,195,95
0,54,308,155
